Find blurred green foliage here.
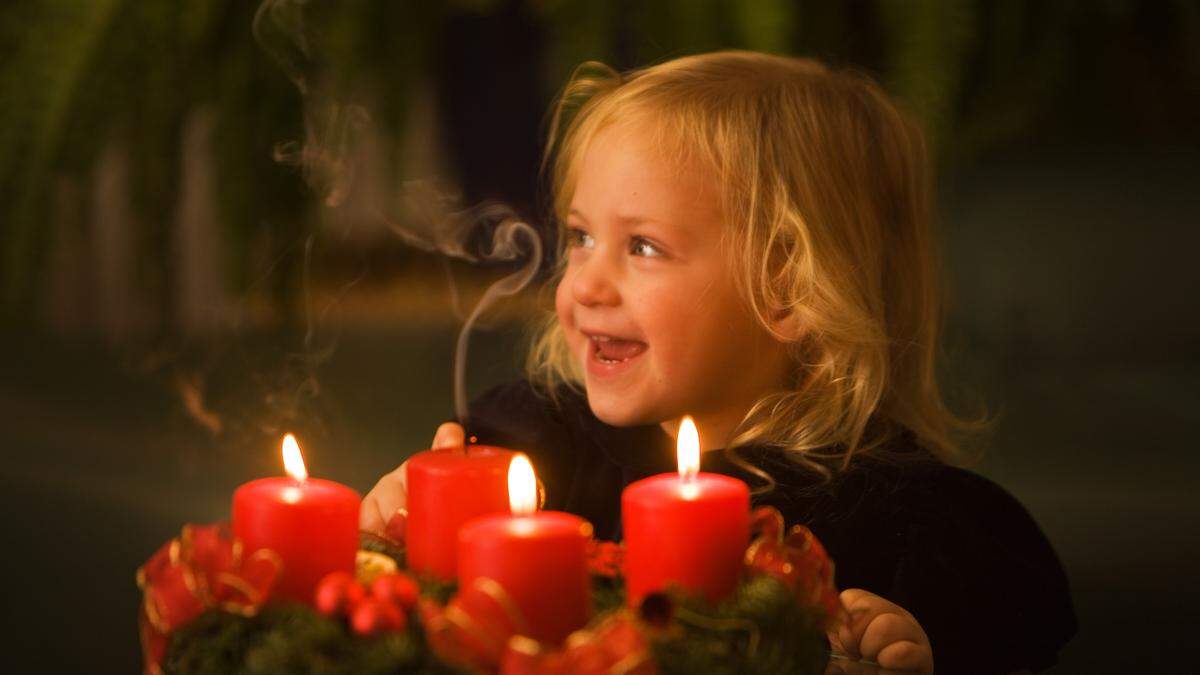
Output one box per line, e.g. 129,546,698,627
2,0,1197,326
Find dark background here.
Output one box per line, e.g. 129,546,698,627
2,2,1198,672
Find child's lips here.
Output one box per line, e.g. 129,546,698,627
581,331,648,376
581,329,644,345
592,335,647,361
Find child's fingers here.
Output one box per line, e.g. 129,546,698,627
359,464,408,533
832,589,930,666
839,587,892,613
830,588,884,658
828,615,866,658
876,640,934,674
432,422,465,449
359,494,386,532
858,612,927,662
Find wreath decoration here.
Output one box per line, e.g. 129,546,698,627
137,507,842,675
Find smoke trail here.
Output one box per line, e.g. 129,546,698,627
254,0,369,209
391,198,543,423
254,1,546,426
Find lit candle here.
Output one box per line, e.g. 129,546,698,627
232,434,360,604
406,445,515,580
622,416,750,606
457,454,593,644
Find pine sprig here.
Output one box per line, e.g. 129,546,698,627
164,605,467,675
651,577,828,675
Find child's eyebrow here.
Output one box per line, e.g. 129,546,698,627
568,208,666,229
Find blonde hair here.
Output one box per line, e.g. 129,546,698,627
529,51,986,474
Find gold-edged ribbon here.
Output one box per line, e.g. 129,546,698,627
135,523,281,675
500,612,658,675
744,506,845,630
421,575,531,672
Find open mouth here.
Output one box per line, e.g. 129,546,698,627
587,333,648,365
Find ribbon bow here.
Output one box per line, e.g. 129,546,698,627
136,523,281,675
744,506,844,630
420,576,531,672
500,613,658,675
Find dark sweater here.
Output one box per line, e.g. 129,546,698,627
464,381,1077,674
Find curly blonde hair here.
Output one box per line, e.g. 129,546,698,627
528,51,986,473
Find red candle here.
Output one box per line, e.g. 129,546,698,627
457,454,592,644
406,445,514,580
622,417,750,606
232,434,360,604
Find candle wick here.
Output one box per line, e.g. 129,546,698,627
679,473,700,500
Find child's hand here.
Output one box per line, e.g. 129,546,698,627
359,422,465,533
828,588,934,674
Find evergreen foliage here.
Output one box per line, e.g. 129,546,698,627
163,556,828,675
164,605,467,675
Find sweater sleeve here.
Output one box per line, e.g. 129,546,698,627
887,467,1077,674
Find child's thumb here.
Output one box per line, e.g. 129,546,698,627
432,422,465,449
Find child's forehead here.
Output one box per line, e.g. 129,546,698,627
573,135,717,211
557,102,728,229
566,153,725,245
572,120,719,197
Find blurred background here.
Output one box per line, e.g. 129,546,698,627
2,1,1198,672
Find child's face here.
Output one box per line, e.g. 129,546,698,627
555,123,792,440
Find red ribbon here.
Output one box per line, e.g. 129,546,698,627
500,613,658,675
136,523,281,675
419,576,532,673
585,540,624,579
744,506,845,630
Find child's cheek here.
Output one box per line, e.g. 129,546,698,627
553,275,579,340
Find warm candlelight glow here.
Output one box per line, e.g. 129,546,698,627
508,453,537,516
282,434,308,481
677,416,700,481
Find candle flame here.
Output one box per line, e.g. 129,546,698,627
282,434,308,481
677,416,700,481
508,453,537,516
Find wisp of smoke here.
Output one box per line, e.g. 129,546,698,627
254,0,547,428
394,196,543,423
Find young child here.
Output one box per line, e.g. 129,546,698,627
362,51,1076,674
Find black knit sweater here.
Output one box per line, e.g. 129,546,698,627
464,381,1077,674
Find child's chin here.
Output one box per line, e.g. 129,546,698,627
585,393,655,428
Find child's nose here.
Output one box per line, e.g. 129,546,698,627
571,257,620,307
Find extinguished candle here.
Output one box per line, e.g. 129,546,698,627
457,454,593,644
406,445,515,580
232,435,360,604
622,417,750,606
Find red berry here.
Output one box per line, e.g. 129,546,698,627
370,573,420,610
314,571,366,617
351,596,407,636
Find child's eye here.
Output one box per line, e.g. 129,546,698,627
630,236,664,258
565,227,594,249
